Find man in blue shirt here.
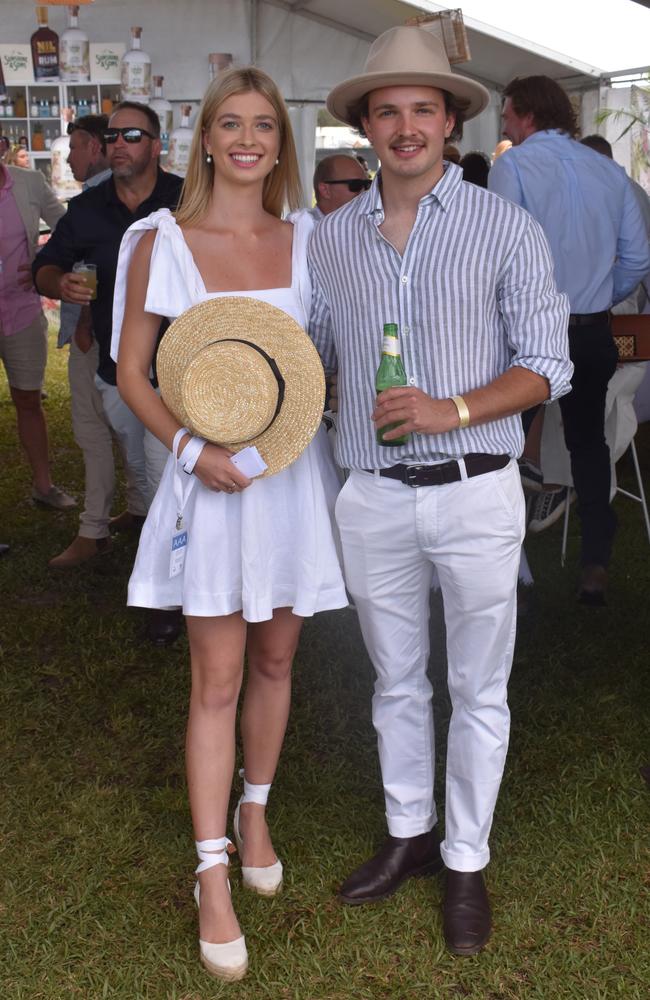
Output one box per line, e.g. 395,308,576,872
489,75,650,604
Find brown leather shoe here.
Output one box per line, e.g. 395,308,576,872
109,510,146,533
339,829,443,905
49,535,112,568
443,869,491,956
577,564,607,606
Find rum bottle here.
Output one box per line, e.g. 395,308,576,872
31,7,60,83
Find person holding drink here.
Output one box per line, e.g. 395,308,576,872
112,67,347,981
71,262,97,300
308,26,572,954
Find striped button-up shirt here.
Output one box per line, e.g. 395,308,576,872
308,162,572,471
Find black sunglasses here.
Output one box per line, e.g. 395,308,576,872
103,127,156,144
325,178,371,193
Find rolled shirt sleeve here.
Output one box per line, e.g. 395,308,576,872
498,214,573,401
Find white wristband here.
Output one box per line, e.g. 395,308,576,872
180,435,207,476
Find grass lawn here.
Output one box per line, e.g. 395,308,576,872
1,328,649,999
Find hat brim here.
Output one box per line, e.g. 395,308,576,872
156,297,326,478
327,70,490,126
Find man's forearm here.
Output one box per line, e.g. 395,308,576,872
35,264,64,299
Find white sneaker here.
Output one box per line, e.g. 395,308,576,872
528,488,574,533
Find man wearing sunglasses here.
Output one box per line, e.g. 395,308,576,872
311,153,371,220
33,102,184,645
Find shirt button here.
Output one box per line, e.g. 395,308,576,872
403,326,410,334
401,275,408,284
408,377,415,385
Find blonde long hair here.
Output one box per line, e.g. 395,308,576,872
175,67,302,225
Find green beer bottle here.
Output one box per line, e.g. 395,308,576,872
376,322,410,446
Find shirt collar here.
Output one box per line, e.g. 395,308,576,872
523,128,569,145
362,160,464,221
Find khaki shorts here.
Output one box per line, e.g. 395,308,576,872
0,311,48,391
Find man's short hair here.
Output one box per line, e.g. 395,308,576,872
70,113,109,154
111,100,161,139
580,134,613,158
502,76,577,137
346,89,467,143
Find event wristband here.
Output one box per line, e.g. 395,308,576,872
179,435,207,476
450,394,470,429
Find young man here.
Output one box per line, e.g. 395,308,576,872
489,76,650,604
309,26,573,955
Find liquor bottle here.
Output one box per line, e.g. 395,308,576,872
166,105,193,177
60,5,90,84
32,124,45,151
14,93,27,118
31,7,60,83
50,113,82,200
30,95,39,117
90,94,98,115
121,27,152,103
375,323,410,446
5,96,14,117
51,95,60,118
149,76,173,135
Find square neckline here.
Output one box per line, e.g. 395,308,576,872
179,219,296,297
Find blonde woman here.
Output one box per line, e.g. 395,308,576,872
114,68,347,981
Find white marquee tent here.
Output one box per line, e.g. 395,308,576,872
1,0,647,199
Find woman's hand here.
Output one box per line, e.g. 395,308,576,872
192,443,252,494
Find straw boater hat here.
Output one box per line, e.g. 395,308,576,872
156,297,326,477
327,25,490,126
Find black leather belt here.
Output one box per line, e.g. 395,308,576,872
363,453,510,488
568,311,609,327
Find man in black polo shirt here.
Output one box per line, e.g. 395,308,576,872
34,102,183,644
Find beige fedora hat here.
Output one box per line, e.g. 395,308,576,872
327,26,490,126
156,297,326,477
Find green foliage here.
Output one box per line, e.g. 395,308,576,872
1,330,649,998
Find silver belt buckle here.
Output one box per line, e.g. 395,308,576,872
405,465,424,487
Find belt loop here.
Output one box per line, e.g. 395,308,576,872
457,457,468,481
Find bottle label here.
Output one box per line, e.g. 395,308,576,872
381,334,400,357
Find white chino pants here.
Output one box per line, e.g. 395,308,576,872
335,461,525,872
94,374,150,514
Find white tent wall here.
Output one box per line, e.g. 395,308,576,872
0,2,638,197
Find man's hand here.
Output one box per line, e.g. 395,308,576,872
59,271,93,304
17,263,35,292
372,387,459,440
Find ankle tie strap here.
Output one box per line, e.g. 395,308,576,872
239,767,272,806
195,836,234,875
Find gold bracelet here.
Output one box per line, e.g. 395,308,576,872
450,394,470,429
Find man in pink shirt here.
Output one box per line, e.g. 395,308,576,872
0,161,75,509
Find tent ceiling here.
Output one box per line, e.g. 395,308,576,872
269,0,603,89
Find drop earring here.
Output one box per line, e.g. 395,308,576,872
206,153,213,163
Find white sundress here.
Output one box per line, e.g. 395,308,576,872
112,208,348,621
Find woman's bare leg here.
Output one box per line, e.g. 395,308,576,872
238,608,303,867
186,612,246,944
